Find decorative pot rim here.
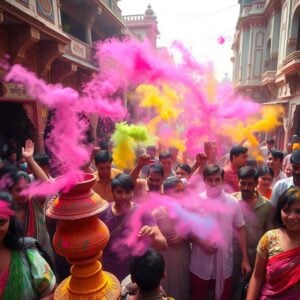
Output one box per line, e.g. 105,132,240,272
46,200,109,220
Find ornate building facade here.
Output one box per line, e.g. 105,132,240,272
232,0,300,150
0,0,159,153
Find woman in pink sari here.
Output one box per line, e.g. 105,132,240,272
246,187,300,299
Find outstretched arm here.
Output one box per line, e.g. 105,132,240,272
130,154,152,184
191,153,208,174
22,139,48,182
138,225,167,250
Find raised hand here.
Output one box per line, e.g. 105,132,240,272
195,153,208,167
137,154,152,167
22,139,34,160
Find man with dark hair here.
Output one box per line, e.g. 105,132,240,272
126,248,170,299
159,152,175,179
231,166,273,299
140,145,159,178
223,146,248,192
100,174,167,281
130,152,165,198
34,153,52,178
93,150,122,202
271,149,300,207
190,164,250,300
267,149,286,187
260,138,275,161
175,163,192,180
3,149,17,167
146,164,164,192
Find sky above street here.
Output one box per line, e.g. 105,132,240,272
119,0,240,80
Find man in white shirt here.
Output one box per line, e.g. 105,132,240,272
190,164,251,300
271,149,300,207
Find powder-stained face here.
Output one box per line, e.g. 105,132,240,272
147,170,163,192
11,177,30,205
160,157,172,175
96,162,112,181
146,147,157,159
176,167,190,180
112,187,133,209
204,172,223,197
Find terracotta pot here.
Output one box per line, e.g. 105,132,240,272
46,173,120,299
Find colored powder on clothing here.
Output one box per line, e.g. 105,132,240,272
112,188,235,258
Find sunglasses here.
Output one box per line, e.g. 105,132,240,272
0,218,9,226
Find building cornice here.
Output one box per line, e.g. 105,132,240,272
0,1,70,45
236,0,282,31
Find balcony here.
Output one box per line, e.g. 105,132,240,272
123,14,145,23
241,1,265,17
280,50,300,76
100,0,122,19
261,71,276,83
63,35,96,70
260,71,276,97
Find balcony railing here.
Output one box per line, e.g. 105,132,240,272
282,50,300,66
261,71,276,82
64,34,94,65
278,50,300,77
241,1,265,17
123,14,145,22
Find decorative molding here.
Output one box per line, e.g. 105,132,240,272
54,62,77,83
36,0,54,23
38,41,65,78
10,26,40,64
1,83,33,100
16,0,29,7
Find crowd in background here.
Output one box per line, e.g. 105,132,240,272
0,134,300,300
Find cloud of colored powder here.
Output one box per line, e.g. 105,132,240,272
111,122,155,170
94,38,280,158
3,64,126,194
2,37,284,196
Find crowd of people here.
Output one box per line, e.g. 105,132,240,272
0,136,300,300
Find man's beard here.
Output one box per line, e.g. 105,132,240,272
241,190,253,200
